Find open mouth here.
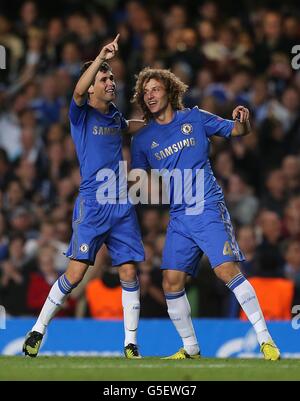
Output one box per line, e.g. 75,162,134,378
106,88,115,94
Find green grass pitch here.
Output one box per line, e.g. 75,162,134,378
0,356,300,380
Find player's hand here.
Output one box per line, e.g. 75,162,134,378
98,34,120,61
232,106,249,123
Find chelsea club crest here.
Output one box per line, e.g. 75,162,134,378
80,243,89,253
181,123,193,135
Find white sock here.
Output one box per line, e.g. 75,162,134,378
121,279,140,346
32,274,75,335
227,273,272,345
165,290,200,356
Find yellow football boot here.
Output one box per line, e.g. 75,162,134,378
261,340,280,361
124,343,142,359
23,331,43,357
162,348,201,360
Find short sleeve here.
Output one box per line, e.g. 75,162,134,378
131,136,150,170
196,107,234,138
69,97,88,126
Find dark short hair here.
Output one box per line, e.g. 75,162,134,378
80,61,112,85
9,231,26,244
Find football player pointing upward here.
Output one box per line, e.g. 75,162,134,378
131,68,280,360
23,35,145,359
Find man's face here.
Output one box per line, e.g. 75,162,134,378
143,78,169,115
89,70,116,102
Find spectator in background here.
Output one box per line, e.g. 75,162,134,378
226,173,259,225
197,19,216,46
261,169,286,217
16,154,37,195
0,96,23,162
0,14,24,82
231,129,262,191
281,155,300,194
20,27,47,76
258,118,287,170
283,239,300,306
108,57,129,114
255,210,284,276
30,75,65,127
45,17,65,68
141,208,161,243
129,31,163,78
254,11,290,73
9,206,38,240
248,77,270,127
86,266,123,319
27,245,75,316
85,247,123,320
15,1,40,39
139,242,167,318
281,87,299,135
3,179,29,215
18,125,42,164
283,196,300,240
167,27,203,74
206,67,251,106
75,15,100,60
45,140,71,187
53,220,71,272
236,225,257,277
0,233,30,315
227,225,258,317
213,149,234,190
24,218,70,273
240,221,295,320
256,210,282,247
164,4,187,31
60,42,82,81
189,68,214,105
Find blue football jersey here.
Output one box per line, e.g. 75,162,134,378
69,98,128,199
131,106,234,215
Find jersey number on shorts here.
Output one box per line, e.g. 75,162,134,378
223,241,233,256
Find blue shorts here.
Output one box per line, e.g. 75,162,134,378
161,201,245,277
65,197,145,266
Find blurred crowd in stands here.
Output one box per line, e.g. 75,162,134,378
0,0,300,320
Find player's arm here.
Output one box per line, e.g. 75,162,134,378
231,106,251,137
73,34,120,106
124,119,146,135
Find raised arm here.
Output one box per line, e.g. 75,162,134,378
231,106,251,137
125,119,146,135
73,34,120,106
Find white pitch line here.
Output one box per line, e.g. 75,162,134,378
32,363,297,369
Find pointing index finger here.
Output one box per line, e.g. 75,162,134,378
113,33,120,44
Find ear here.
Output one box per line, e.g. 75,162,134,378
88,84,94,95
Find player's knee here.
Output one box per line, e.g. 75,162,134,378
65,270,84,286
118,264,137,282
65,262,88,285
214,262,241,284
163,282,183,294
162,271,185,294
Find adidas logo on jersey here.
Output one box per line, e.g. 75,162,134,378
151,141,159,149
